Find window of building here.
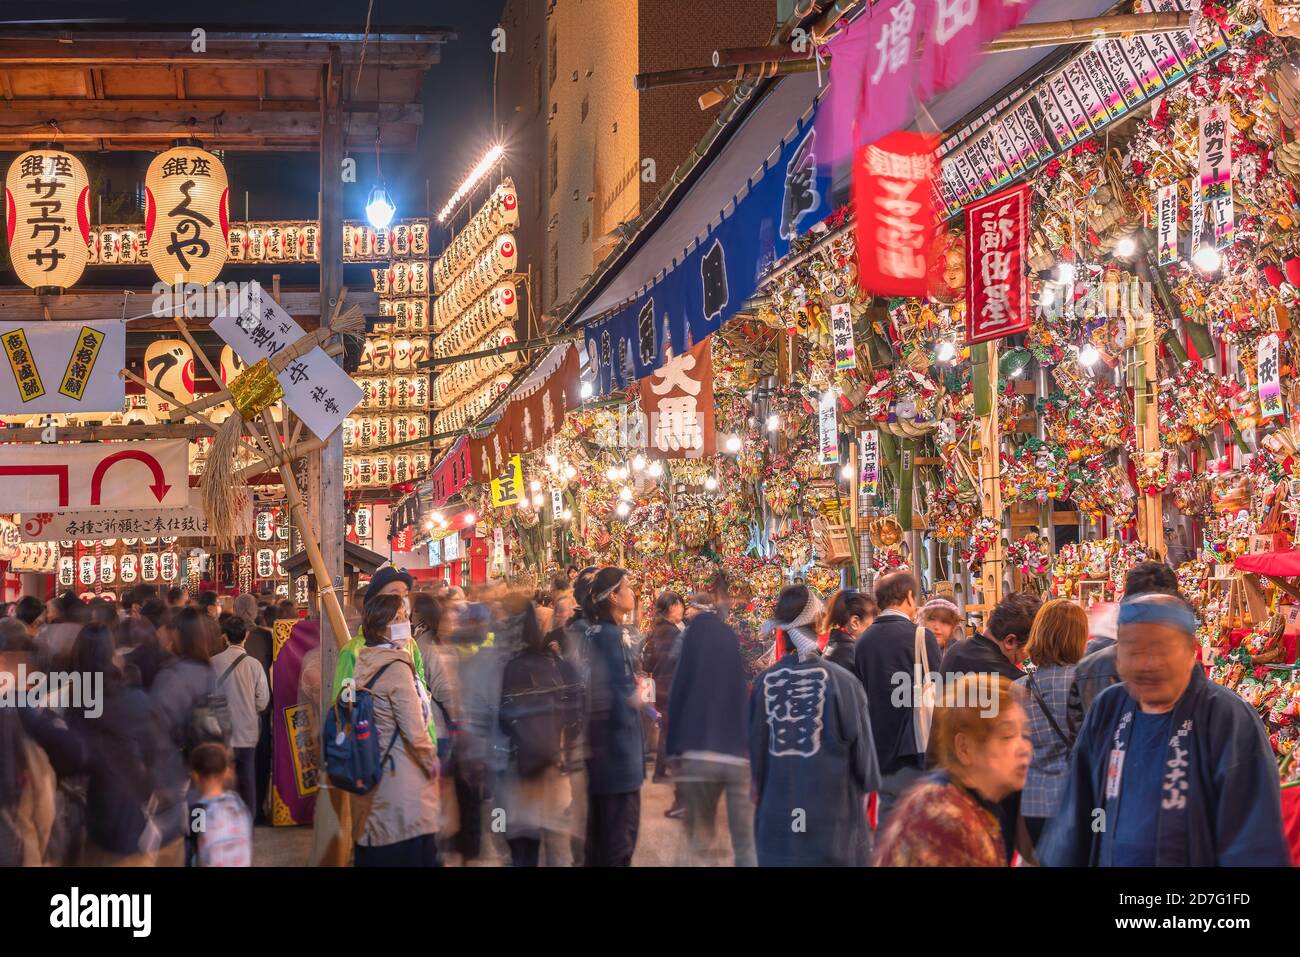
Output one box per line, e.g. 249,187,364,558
549,135,558,196
548,31,557,88
581,217,589,242
535,61,543,114
581,95,589,123
549,242,559,306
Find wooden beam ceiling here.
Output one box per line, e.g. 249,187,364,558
0,24,450,152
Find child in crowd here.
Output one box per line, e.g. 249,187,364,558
188,743,253,867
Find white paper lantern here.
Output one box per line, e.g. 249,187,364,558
142,338,195,418
120,554,138,583
145,144,229,285
5,148,91,291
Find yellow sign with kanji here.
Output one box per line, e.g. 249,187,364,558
490,454,523,507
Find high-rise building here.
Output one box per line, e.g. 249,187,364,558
496,0,777,320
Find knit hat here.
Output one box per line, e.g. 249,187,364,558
363,565,414,605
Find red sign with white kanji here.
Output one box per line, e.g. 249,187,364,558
854,131,937,298
964,183,1030,345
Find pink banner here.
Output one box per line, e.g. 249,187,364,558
270,618,321,827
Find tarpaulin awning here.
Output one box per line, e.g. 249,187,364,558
1234,551,1300,578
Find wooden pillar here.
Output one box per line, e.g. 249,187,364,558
310,46,349,868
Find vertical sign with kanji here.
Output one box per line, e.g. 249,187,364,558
854,131,937,297
1259,332,1283,419
490,454,524,507
964,183,1030,344
1198,103,1234,249
859,429,879,497
818,390,840,465
640,338,715,459
1156,183,1178,265
830,302,857,372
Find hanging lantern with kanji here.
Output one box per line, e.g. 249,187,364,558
5,148,91,291
142,338,195,418
144,143,230,285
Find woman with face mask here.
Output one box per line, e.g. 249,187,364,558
350,593,440,866
581,566,644,866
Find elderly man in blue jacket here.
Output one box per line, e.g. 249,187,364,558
1040,591,1290,866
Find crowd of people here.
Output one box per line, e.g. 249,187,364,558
0,558,1293,867
0,584,280,866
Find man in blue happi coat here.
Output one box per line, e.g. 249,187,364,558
1040,591,1290,866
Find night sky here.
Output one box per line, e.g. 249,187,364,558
0,0,510,284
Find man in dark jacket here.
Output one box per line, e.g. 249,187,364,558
853,572,940,829
665,604,755,865
1066,562,1181,735
939,592,1040,682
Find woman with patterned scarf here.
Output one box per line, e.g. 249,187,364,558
749,585,879,866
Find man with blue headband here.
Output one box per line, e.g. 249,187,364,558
1039,591,1289,866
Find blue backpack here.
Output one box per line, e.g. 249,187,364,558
324,660,407,795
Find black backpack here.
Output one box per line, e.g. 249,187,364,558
499,652,583,778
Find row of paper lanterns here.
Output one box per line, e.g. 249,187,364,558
343,414,431,449
358,336,430,374
432,180,518,293
431,282,517,358
85,218,432,266
356,374,429,412
343,451,431,488
371,260,431,296
376,297,431,332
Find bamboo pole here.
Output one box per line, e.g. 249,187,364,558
259,408,351,650
979,340,1006,610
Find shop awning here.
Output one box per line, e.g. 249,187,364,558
565,0,1118,332
1235,552,1300,578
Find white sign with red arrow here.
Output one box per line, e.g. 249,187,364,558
0,440,187,512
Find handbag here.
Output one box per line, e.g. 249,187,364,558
912,624,937,753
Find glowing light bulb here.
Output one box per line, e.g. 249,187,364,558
606,466,620,482
579,381,594,400
560,508,573,521
1078,343,1101,367
618,486,633,502
529,480,542,492
704,476,719,491
632,454,646,472
1115,236,1136,257
1193,244,1221,273
464,512,477,525
563,464,577,480
647,460,664,478
546,455,559,471
532,494,545,508
1056,262,1075,285
365,185,396,230
766,413,781,431
425,520,434,530
432,512,444,525
615,501,631,518
725,435,742,454
936,340,956,363
840,463,854,480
